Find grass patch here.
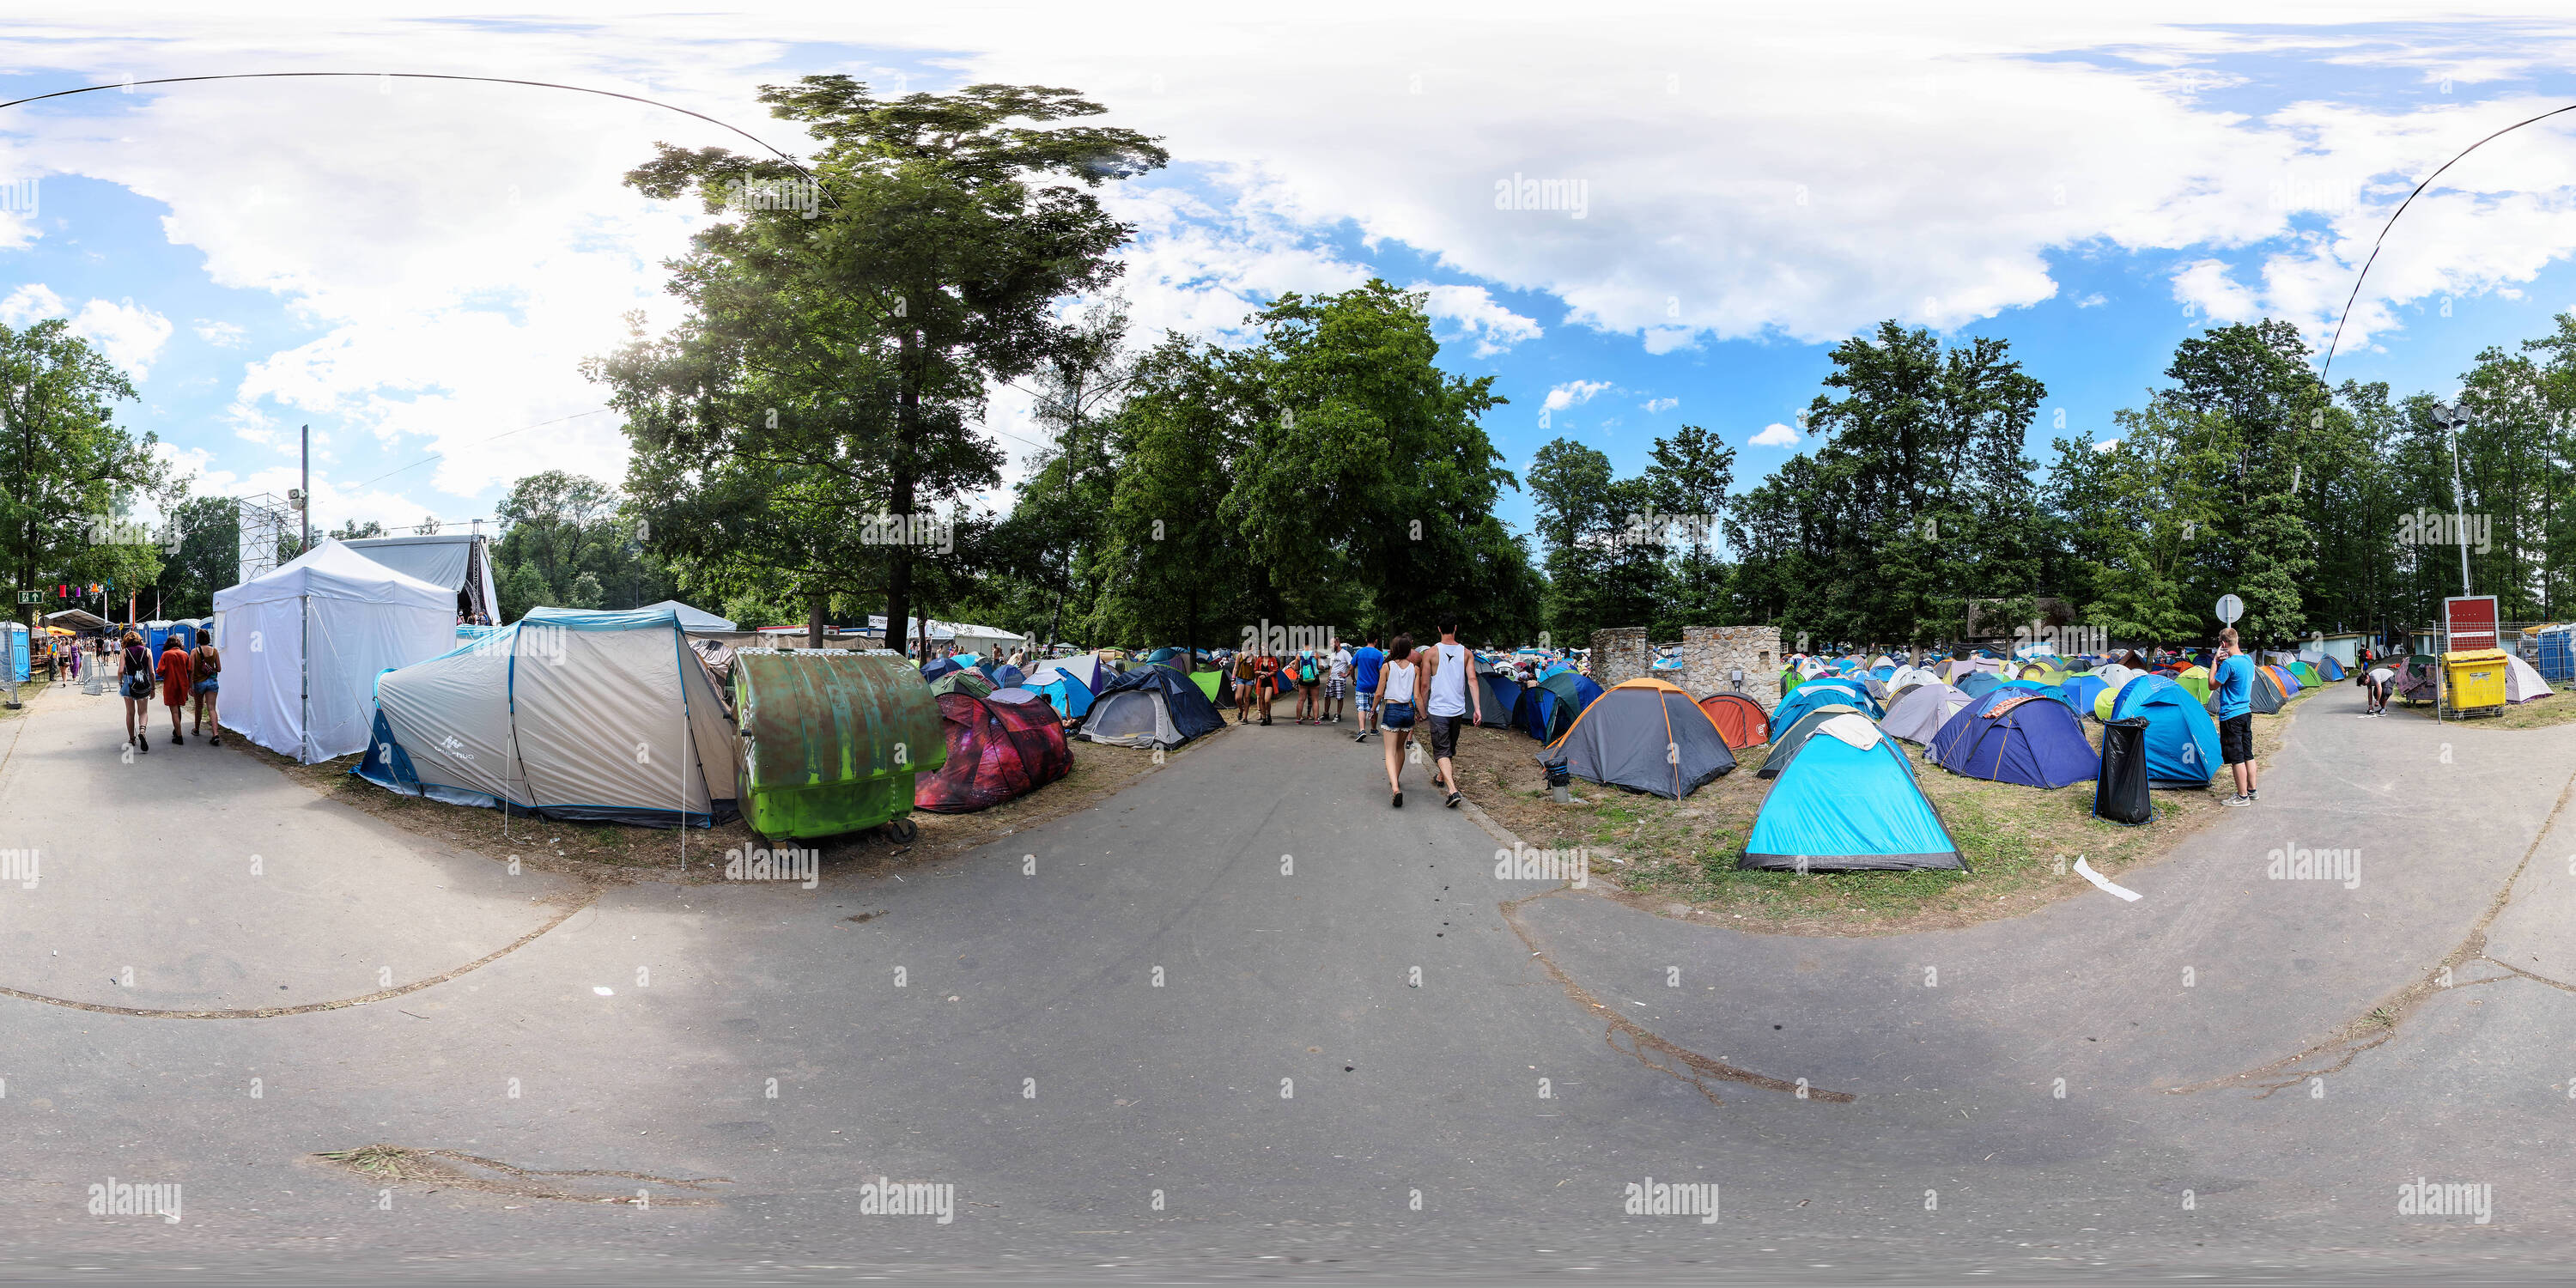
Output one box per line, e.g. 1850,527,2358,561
2385,683,2576,730
1458,686,2316,936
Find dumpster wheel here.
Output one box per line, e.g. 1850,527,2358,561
886,817,919,844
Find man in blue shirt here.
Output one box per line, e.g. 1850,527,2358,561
2210,627,2258,805
1350,635,1387,743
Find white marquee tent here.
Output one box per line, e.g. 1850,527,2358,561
343,533,501,623
212,539,457,762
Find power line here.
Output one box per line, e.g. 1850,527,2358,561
2321,102,2576,381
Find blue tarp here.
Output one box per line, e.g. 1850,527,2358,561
1742,721,1965,871
2109,673,2221,789
1930,689,2101,788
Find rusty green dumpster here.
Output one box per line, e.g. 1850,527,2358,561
732,649,946,841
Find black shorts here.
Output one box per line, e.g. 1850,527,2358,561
1427,713,1463,760
2219,713,2254,766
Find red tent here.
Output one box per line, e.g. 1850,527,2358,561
1695,692,1771,750
915,694,1073,813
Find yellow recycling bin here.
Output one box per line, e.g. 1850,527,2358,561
2442,648,2508,714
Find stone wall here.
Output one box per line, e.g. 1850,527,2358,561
1591,626,1650,688
1589,624,1784,707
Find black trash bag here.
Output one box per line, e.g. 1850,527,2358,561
2095,716,2154,826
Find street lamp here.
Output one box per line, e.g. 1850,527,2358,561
2431,401,2473,597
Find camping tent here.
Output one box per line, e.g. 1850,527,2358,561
2505,653,2555,703
2202,663,2286,715
355,606,738,824
914,692,1072,813
1771,681,1881,739
1516,671,1605,743
1696,692,1770,750
637,599,735,631
1930,690,2101,788
2290,661,2323,689
1954,671,2003,700
1025,665,1097,720
1079,663,1225,750
2107,673,2221,788
1996,677,2081,714
1540,677,1736,799
1741,714,1965,872
342,533,501,623
987,686,1040,704
2263,664,2303,697
2172,665,2213,703
2061,673,2110,717
1880,681,1973,745
2315,655,2348,682
1477,671,1526,728
1887,665,1945,691
214,539,456,762
1757,703,1863,780
1032,653,1105,693
929,669,995,698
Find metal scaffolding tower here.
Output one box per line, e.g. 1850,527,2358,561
235,492,299,584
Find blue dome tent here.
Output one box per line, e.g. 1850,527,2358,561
1742,714,1965,872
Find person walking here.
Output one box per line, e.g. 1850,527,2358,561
2211,627,2258,805
1324,640,1352,724
156,632,194,744
1421,618,1481,809
1377,635,1419,806
116,631,154,753
1350,635,1386,742
190,629,222,745
1294,649,1321,724
1232,649,1260,725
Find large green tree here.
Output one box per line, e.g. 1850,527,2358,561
605,77,1166,650
0,319,164,627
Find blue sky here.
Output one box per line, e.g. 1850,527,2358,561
8,4,2576,552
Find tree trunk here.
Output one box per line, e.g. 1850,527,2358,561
807,588,826,651
881,325,921,654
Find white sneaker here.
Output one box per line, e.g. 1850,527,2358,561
2221,794,2251,807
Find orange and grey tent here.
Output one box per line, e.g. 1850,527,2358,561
1541,677,1737,799
1696,691,1771,750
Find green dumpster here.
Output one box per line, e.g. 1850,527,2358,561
732,649,947,841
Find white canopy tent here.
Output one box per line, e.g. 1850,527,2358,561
212,539,457,762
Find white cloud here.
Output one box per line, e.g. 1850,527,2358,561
193,319,248,347
2093,438,2122,453
1543,380,1611,411
1413,283,1543,357
1642,397,1679,413
2172,258,2263,325
2075,293,2108,308
1750,422,1801,447
1,284,173,376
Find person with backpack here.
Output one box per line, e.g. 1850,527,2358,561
1294,649,1322,724
190,630,222,745
116,631,155,752
1376,635,1420,807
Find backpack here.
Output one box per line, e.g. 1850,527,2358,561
1299,657,1317,683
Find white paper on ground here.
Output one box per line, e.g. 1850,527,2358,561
2073,857,2143,902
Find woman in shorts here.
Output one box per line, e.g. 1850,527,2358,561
116,631,155,753
1376,635,1421,807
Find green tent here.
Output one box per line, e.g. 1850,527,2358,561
928,669,994,698
2291,661,2322,689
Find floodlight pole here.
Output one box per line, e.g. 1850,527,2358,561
2440,404,2473,597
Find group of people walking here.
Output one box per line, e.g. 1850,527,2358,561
112,629,221,752
1230,622,1484,811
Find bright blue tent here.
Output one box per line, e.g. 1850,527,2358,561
920,656,963,683
2062,674,2109,716
1930,690,2100,788
1742,716,1965,871
1026,665,1096,720
1770,680,1882,739
1954,671,2003,699
1517,671,1604,742
2108,673,2221,789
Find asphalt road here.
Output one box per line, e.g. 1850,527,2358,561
2,678,2572,1283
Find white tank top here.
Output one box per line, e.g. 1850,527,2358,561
1428,641,1469,716
1382,659,1416,702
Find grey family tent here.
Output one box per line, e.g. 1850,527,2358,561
1079,662,1226,750
355,605,738,826
1475,671,1524,728
1540,677,1736,799
1879,681,1972,745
